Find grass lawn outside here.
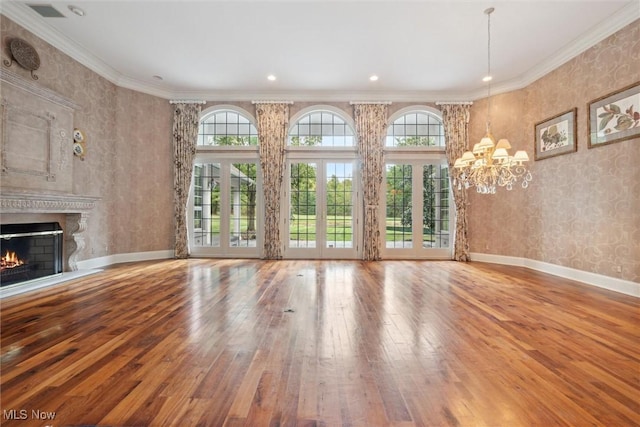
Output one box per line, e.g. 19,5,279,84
206,214,437,243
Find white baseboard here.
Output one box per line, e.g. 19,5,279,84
76,249,175,270
470,252,639,298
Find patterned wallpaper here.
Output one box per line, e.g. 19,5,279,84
112,87,173,254
468,19,640,283
1,15,175,260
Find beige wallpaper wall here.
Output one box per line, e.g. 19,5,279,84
112,87,173,254
468,19,640,283
1,16,175,261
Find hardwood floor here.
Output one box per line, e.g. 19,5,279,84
1,259,638,427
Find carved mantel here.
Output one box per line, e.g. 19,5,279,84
0,190,100,271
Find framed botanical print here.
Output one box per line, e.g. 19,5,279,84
534,108,577,160
588,81,640,148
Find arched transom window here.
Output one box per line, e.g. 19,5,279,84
386,110,444,147
198,109,258,146
288,110,355,147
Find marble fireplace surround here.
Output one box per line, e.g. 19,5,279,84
0,190,99,271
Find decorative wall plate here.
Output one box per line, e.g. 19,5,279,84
73,142,85,157
73,129,85,143
72,128,86,160
3,38,40,80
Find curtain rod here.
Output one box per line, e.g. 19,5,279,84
169,100,206,104
435,101,473,105
349,101,392,105
251,100,294,104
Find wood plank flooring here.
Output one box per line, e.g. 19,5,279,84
1,259,638,426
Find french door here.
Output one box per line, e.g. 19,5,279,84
382,157,452,259
284,158,359,259
189,156,261,257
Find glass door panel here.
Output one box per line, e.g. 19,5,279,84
289,162,317,249
193,163,221,247
385,164,413,249
286,160,357,258
190,160,260,257
383,161,451,258
229,162,258,248
325,162,354,249
422,165,450,249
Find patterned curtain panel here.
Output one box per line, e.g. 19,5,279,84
172,103,202,259
440,103,471,262
256,103,289,259
353,103,388,261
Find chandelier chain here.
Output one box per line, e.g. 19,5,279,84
486,7,492,132
452,6,532,194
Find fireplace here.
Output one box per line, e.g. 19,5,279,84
0,222,63,287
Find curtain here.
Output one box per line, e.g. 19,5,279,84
255,102,289,259
172,102,202,259
440,103,471,262
353,103,388,261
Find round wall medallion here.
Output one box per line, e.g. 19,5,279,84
3,38,40,80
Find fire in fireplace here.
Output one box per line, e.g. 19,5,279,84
1,250,25,269
0,222,63,287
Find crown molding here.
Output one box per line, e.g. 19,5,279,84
519,2,640,88
165,88,473,103
466,1,640,101
2,1,638,103
1,2,124,86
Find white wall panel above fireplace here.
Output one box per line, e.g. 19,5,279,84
1,68,79,194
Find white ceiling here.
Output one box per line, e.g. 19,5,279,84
2,0,638,102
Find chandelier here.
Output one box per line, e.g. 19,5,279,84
453,7,532,194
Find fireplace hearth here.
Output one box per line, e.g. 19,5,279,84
0,222,63,287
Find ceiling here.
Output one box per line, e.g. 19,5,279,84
2,0,638,102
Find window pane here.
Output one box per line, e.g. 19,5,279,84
229,163,258,248
310,124,322,136
422,164,450,249
326,162,354,249
193,163,221,247
289,163,317,248
238,124,250,135
385,164,412,248
308,113,320,126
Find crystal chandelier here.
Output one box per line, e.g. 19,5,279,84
453,7,532,194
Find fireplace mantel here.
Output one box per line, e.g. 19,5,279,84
1,190,100,271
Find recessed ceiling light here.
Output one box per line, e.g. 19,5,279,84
153,75,163,81
483,75,492,82
369,75,379,81
267,74,277,81
68,5,85,16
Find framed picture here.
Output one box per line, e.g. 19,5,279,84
588,81,640,148
534,108,577,160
